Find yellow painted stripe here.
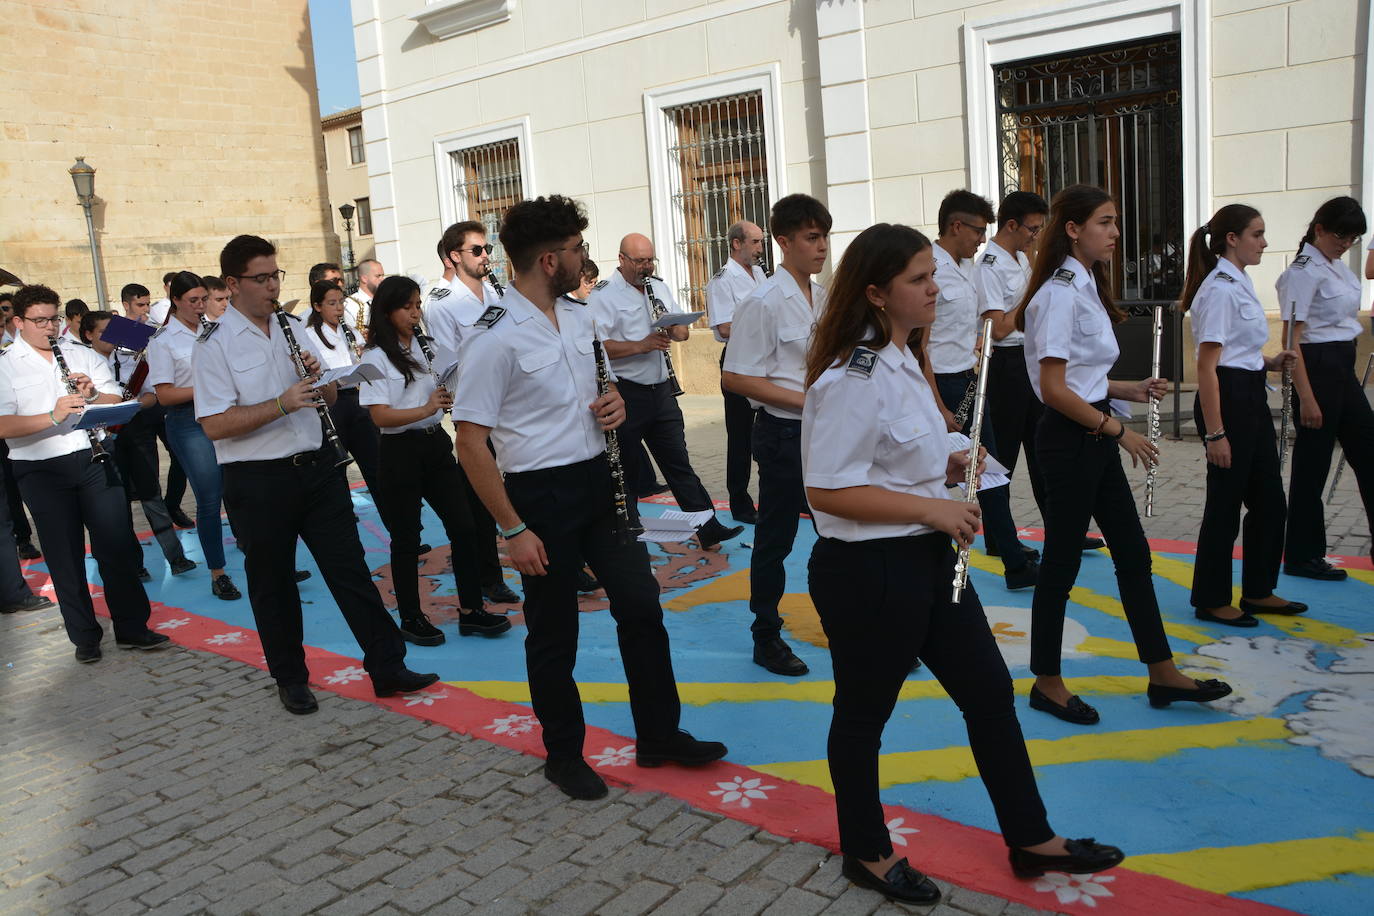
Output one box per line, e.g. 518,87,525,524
662,567,750,611
1128,831,1374,894
754,718,1291,793
1347,567,1374,587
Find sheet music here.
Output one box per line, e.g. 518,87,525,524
636,508,715,543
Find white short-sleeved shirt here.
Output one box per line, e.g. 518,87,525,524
1189,261,1267,371
705,258,767,343
928,242,980,374
358,339,443,435
146,316,201,391
451,288,612,474
305,321,357,371
108,349,153,398
192,305,328,463
803,341,950,541
1022,257,1120,403
149,298,172,325
0,335,122,460
425,277,500,357
1276,243,1363,344
342,292,371,337
973,239,1029,348
721,269,826,421
588,269,681,385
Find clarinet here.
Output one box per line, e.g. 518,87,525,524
1144,304,1164,518
49,337,112,465
592,339,642,544
1279,307,1297,473
272,302,352,468
486,270,506,298
952,318,995,603
339,321,363,361
411,324,450,417
641,275,685,397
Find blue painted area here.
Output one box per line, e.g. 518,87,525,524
1239,873,1374,916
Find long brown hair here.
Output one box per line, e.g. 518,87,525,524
1015,184,1124,330
1179,204,1260,313
805,223,930,388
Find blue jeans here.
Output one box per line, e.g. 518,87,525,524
163,405,226,570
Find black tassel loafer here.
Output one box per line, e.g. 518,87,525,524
1146,678,1233,709
1028,684,1100,725
1009,837,1124,878
1238,598,1308,616
1194,607,1258,628
841,855,941,904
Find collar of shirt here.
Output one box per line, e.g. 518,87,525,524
1059,255,1097,295
932,241,973,283
1208,258,1259,298
724,257,763,287
773,265,823,310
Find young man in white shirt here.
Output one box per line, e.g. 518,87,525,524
344,259,385,339
120,283,152,324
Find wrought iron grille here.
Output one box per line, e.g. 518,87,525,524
995,35,1184,305
451,138,524,287
663,91,773,321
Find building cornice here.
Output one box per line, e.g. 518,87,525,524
410,0,512,41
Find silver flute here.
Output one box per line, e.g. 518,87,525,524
592,338,642,544
951,379,977,429
1326,351,1374,503
411,324,450,417
1279,308,1297,473
49,337,112,465
272,302,352,468
1144,304,1164,517
952,317,995,603
642,275,685,397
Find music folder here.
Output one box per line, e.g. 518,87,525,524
100,316,157,352
68,400,142,431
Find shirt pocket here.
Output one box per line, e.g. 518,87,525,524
878,412,942,479
1074,309,1104,337
1239,302,1264,323
575,336,594,356
779,323,811,343
518,348,560,374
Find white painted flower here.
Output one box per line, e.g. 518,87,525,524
323,666,367,685
708,776,775,808
403,690,449,707
1032,872,1115,907
886,817,920,847
484,713,537,735
589,745,636,767
205,631,246,645
155,618,191,630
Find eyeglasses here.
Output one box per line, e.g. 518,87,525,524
554,241,591,257
619,251,656,266
21,315,62,327
1334,233,1364,246
463,244,494,257
1021,222,1045,237
234,270,286,285
960,221,989,238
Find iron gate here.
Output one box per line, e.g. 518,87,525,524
451,138,524,287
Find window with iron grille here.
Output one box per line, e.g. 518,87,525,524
662,91,773,321
348,126,365,165
450,138,524,287
355,197,372,236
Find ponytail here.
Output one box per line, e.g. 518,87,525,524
1179,204,1259,313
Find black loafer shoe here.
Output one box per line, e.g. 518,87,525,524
294,569,312,583
482,581,521,604
1194,607,1258,628
1,594,54,614
418,543,431,556
1146,677,1232,708
1005,558,1039,591
840,855,941,905
458,607,512,637
169,508,196,529
75,645,102,664
372,668,440,697
1028,684,1099,725
730,503,758,526
116,630,171,650
1082,536,1106,550
400,613,446,646
1284,558,1347,581
211,574,242,601
1009,837,1124,878
696,517,744,550
278,683,318,715
986,542,1039,562
544,756,608,800
15,540,40,560
635,729,727,768
170,557,197,575
1238,598,1308,615
753,637,809,676
575,568,601,593
137,567,152,583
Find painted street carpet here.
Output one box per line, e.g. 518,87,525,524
48,485,1374,916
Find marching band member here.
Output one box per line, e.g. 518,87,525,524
723,194,832,676
344,259,384,341
803,222,1124,904
1181,206,1303,624
573,258,599,302
120,283,152,324
1279,196,1374,577
308,262,344,289
454,195,726,801
358,274,511,645
0,284,167,662
305,280,382,499
147,272,241,600
1017,185,1232,724
203,275,231,320
194,235,436,714
149,272,176,325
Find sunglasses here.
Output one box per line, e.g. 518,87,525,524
462,244,494,257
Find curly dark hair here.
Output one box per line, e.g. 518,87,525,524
498,196,588,272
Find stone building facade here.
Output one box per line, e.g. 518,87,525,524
322,106,378,278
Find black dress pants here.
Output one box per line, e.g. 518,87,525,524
329,388,382,502
1285,340,1374,564
986,346,1047,533
376,427,483,612
1191,368,1285,608
809,533,1053,859
504,454,681,759
0,441,33,543
720,350,756,510
1030,404,1172,675
11,450,151,648
617,379,713,513
222,451,407,686
0,460,35,607
749,410,806,642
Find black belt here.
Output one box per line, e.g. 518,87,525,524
617,378,673,391
754,408,801,426
226,448,326,469
503,453,604,485
935,369,976,381
388,424,445,438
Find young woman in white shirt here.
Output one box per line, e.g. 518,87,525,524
305,280,381,500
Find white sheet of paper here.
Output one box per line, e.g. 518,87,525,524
1109,398,1134,420
946,431,1010,493
319,362,385,388
637,508,715,543
69,400,141,431
652,311,706,330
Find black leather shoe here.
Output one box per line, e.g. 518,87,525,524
1284,558,1347,581
730,502,759,525
1028,684,1099,725
400,613,446,646
576,568,600,593
169,507,196,529
1,594,54,614
371,668,440,697
1146,678,1232,709
74,645,102,664
753,637,809,676
840,855,941,904
211,574,241,601
15,540,40,560
482,581,521,604
1238,598,1308,616
117,630,171,650
1082,536,1106,550
986,542,1039,562
294,569,312,583
544,756,608,800
1194,607,1258,628
635,729,727,768
1009,837,1124,878
418,543,431,556
1005,558,1039,590
696,517,744,550
639,481,671,498
458,607,512,637
170,557,197,575
278,683,318,715
137,567,152,583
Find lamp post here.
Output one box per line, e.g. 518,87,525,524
69,157,109,310
337,203,356,289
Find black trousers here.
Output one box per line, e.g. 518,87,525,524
0,460,35,607
1286,340,1374,563
1191,368,1285,608
111,410,187,566
376,427,483,612
329,388,382,503
934,371,1028,571
222,451,407,686
986,346,1046,532
1031,403,1173,676
750,410,806,641
720,349,756,510
0,441,33,543
11,450,151,648
617,379,713,513
809,533,1053,859
504,454,681,758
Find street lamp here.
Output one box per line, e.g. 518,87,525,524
337,203,356,287
68,157,109,310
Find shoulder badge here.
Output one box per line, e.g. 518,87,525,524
981,252,997,265
711,266,726,280
428,287,451,300
592,279,609,291
196,322,221,343
1292,255,1311,268
1052,267,1076,286
845,346,877,378
475,305,506,329
1216,270,1236,283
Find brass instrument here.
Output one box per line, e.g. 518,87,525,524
641,275,685,397
1144,304,1164,517
49,337,112,465
592,338,642,544
272,302,352,468
952,317,995,604
411,324,450,417
1326,351,1374,504
339,320,363,361
1279,309,1296,473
